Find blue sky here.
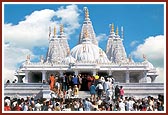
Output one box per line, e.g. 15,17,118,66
4,4,164,53
3,3,165,82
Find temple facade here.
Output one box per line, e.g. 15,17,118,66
15,7,158,84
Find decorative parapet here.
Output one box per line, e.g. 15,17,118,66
22,61,148,67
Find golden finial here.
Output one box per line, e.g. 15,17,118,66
84,7,89,19
54,26,56,37
67,48,70,55
83,28,88,38
49,26,51,38
111,23,114,33
83,44,86,52
99,49,103,56
116,26,118,35
27,54,30,60
143,54,147,61
60,24,64,34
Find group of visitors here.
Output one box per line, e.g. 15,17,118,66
4,73,164,111
4,94,164,111
48,73,96,91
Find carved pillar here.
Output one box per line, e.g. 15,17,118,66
150,76,156,83
25,70,29,83
17,75,22,83
125,71,130,83
42,70,46,82
143,70,148,83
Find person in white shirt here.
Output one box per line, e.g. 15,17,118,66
106,89,113,100
35,99,42,111
96,82,103,98
119,99,125,111
66,86,72,98
103,78,110,95
128,97,135,111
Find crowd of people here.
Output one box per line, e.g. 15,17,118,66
4,74,164,111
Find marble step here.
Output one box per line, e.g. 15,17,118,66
4,83,164,100
118,83,164,87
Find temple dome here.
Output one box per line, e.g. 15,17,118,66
71,41,110,63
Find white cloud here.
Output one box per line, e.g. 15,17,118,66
131,35,165,83
4,5,80,49
4,9,55,49
55,5,81,36
3,43,34,82
130,40,139,47
3,5,81,82
96,33,107,42
3,68,18,83
131,35,164,62
154,67,164,83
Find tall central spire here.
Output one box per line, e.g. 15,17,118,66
78,7,98,45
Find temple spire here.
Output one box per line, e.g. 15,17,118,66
79,7,97,45
49,26,51,39
111,23,114,33
60,24,64,35
121,26,124,39
54,26,56,38
116,26,118,35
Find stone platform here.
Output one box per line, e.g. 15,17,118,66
4,83,50,100
117,83,164,98
4,83,164,100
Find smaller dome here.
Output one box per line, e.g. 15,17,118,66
143,60,154,69
62,55,76,64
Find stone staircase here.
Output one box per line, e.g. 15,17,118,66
4,83,164,100
118,83,164,98
4,83,50,100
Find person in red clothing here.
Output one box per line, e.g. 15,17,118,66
87,75,92,90
4,102,11,111
49,74,55,90
120,86,124,100
13,103,22,111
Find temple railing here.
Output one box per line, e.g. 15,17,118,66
22,61,147,67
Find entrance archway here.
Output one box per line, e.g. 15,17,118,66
31,72,42,83
79,71,93,91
